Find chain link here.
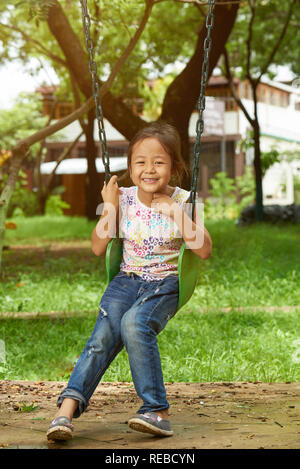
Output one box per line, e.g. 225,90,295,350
80,0,111,184
189,0,216,218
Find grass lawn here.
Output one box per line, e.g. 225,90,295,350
0,215,300,382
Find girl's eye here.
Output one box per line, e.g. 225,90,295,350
155,161,164,165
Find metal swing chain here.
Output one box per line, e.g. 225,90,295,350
189,0,216,219
80,0,215,191
80,0,111,184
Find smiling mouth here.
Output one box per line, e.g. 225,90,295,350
142,178,159,183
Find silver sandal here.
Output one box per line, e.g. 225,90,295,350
46,416,74,441
128,412,173,437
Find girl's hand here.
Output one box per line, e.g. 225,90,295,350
151,192,176,217
101,175,122,210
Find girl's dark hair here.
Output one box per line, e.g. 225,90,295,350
127,121,189,185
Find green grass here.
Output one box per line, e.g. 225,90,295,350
0,215,300,382
3,215,96,245
1,310,299,382
2,216,299,312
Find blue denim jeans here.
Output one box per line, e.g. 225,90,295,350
57,271,179,418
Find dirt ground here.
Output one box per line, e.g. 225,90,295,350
0,380,299,450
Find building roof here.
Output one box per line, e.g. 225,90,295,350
208,74,300,96
208,76,239,86
40,157,128,175
47,119,127,143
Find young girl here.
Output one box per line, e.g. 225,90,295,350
46,121,212,441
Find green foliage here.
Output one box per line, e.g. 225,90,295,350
294,175,300,204
9,191,39,218
99,0,204,106
204,169,255,221
235,166,255,210
0,92,47,159
15,0,56,25
142,74,175,120
225,0,300,78
0,170,39,217
14,401,39,412
239,130,280,176
45,195,70,216
0,0,205,117
261,148,280,177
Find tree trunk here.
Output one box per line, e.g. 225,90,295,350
0,148,27,275
47,1,144,139
253,122,264,221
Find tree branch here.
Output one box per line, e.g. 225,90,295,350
13,97,94,153
223,46,254,126
154,0,242,5
256,0,297,84
12,0,154,154
103,0,155,91
69,71,88,133
45,131,84,193
245,0,256,87
0,22,67,67
0,148,28,208
36,97,58,200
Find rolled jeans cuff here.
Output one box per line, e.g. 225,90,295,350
57,387,88,418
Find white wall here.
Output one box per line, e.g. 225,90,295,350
238,99,300,144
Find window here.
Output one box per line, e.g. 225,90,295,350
57,103,73,118
269,91,277,106
49,148,62,161
281,93,289,107
239,82,244,99
107,145,128,157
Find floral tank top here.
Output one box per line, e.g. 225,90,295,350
119,186,191,281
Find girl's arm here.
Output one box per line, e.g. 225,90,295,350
172,204,212,260
91,204,119,257
152,192,212,260
91,175,121,257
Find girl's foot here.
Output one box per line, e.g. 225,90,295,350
128,411,173,437
46,416,74,441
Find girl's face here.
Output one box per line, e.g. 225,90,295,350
129,137,173,194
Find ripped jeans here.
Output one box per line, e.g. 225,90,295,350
57,271,179,418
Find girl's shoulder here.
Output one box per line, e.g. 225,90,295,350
119,186,137,206
119,186,136,196
171,186,191,206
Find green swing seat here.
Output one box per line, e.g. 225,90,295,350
105,238,200,312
